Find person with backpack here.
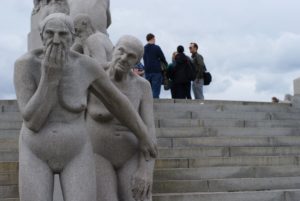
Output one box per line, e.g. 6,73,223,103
189,42,206,100
172,45,192,99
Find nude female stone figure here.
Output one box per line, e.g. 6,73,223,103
14,13,156,201
84,35,156,201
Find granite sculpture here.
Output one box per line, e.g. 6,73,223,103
72,14,113,63
84,35,156,201
14,13,157,201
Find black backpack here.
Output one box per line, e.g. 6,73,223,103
203,71,212,85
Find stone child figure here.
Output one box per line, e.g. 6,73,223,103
67,0,111,35
84,35,156,201
14,13,157,201
73,14,113,63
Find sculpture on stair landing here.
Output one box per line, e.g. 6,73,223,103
83,35,156,201
14,13,157,201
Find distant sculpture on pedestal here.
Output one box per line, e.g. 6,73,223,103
15,13,157,201
84,35,156,201
73,14,113,63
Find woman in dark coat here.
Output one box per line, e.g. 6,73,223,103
171,45,192,99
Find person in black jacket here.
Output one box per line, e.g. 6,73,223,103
171,45,192,99
143,33,167,98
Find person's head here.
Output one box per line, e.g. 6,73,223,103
73,14,95,40
272,97,279,103
189,42,198,54
177,45,184,53
172,51,178,62
39,13,75,51
146,33,155,44
112,35,144,75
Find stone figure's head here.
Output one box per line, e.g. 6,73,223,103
39,13,75,51
73,14,95,41
112,35,144,75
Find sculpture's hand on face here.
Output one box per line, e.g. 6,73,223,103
131,168,152,201
42,43,65,83
139,135,157,161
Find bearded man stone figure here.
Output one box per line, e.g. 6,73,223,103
14,13,157,201
29,0,70,50
84,35,156,201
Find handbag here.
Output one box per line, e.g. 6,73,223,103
203,71,212,85
160,61,171,90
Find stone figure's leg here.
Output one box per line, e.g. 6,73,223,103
118,154,152,201
19,140,54,201
60,143,97,201
94,154,119,201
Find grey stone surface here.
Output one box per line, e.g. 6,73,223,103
15,13,156,201
85,35,156,201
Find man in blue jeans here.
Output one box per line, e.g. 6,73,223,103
143,33,167,98
189,42,206,100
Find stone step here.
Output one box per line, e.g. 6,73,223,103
152,189,300,201
2,109,300,123
4,136,300,153
158,146,300,158
157,136,300,148
4,146,300,162
0,163,18,174
2,166,300,186
3,190,299,201
153,176,300,193
154,166,300,180
0,174,18,186
1,99,295,113
156,127,300,138
160,136,300,148
154,101,296,113
155,110,300,121
0,185,18,199
2,167,300,187
155,156,300,168
156,118,300,128
4,119,300,131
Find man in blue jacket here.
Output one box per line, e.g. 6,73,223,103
143,33,167,98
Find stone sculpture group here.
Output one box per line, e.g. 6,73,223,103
14,1,157,201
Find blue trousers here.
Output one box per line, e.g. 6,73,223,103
145,73,162,98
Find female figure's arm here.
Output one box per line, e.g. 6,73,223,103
14,47,63,132
131,81,156,201
90,64,157,159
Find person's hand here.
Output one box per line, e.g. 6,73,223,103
139,135,157,161
42,44,65,83
131,168,152,201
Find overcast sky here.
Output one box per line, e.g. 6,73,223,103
1,0,300,101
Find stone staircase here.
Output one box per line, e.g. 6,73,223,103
1,99,300,201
